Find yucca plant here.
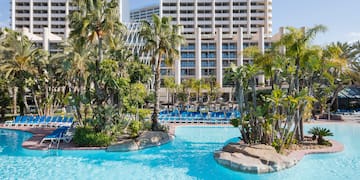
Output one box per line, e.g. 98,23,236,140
308,127,333,145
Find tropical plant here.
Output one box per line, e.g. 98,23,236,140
73,126,112,147
278,25,327,141
308,127,333,145
70,0,123,106
0,28,45,115
140,14,184,130
163,77,177,105
0,77,11,120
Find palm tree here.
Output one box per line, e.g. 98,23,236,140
279,25,327,141
70,0,123,105
60,38,91,123
0,28,44,115
163,77,176,106
347,41,360,85
226,64,246,115
308,127,333,145
192,79,210,103
140,14,184,130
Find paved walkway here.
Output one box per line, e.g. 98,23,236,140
0,125,106,150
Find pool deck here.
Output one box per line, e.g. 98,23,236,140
0,118,357,151
288,139,344,161
0,125,106,151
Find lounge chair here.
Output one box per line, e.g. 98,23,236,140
17,116,29,126
36,116,47,127
28,116,40,127
40,126,73,144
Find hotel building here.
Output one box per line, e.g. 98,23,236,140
130,4,160,22
10,0,130,54
159,0,275,91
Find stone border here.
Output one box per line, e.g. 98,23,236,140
287,139,344,161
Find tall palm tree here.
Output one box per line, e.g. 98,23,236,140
226,64,250,118
163,77,176,106
332,41,360,83
60,38,91,123
70,0,123,105
192,79,210,103
0,28,43,115
279,25,327,141
140,14,184,130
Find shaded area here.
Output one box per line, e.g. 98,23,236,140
337,87,360,111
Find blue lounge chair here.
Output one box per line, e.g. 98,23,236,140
28,116,40,127
40,126,72,144
18,116,29,126
48,116,60,127
37,116,47,127
43,116,52,127
5,116,21,126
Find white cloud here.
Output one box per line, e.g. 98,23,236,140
349,32,360,37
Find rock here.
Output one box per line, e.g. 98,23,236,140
214,143,298,174
106,131,173,152
137,131,172,149
106,139,138,152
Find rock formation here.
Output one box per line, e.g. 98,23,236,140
107,131,173,152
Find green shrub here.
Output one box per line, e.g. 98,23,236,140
158,124,169,132
230,118,240,127
272,138,282,152
129,120,142,137
143,120,152,130
73,126,112,147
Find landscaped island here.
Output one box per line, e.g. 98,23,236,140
214,135,344,174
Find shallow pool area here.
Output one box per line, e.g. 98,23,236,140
1,124,360,180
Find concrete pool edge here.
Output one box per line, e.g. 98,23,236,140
287,139,344,161
0,120,355,151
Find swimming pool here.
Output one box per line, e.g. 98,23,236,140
1,124,360,180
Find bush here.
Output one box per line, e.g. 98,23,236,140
272,138,282,152
230,118,240,127
129,120,142,137
73,126,112,147
158,124,169,132
143,120,152,130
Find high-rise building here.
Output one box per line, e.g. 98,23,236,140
130,4,160,22
10,0,130,53
159,0,277,97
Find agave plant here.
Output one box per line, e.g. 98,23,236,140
308,127,333,145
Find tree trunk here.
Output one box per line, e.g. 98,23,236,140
18,87,26,116
32,88,41,116
12,87,17,115
295,56,303,141
151,54,162,131
97,35,103,73
251,76,257,111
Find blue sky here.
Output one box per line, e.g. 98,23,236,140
1,0,359,45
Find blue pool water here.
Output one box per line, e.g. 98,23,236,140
1,124,360,180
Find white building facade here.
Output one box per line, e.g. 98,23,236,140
130,4,160,22
10,0,130,53
160,0,275,90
